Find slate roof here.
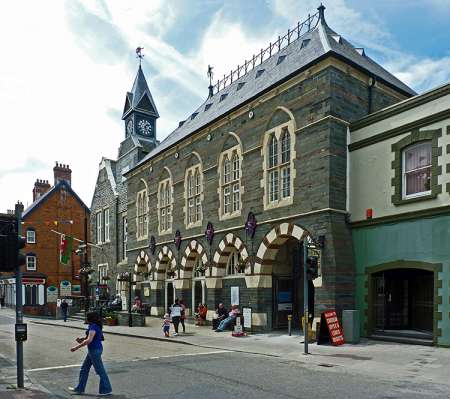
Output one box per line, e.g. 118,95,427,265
128,7,415,173
122,65,160,119
22,180,90,219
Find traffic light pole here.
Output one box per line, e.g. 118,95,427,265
15,210,24,388
303,240,309,355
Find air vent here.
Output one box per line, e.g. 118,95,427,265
204,103,212,111
178,120,185,127
331,35,341,44
191,112,198,120
220,93,228,102
255,69,265,78
237,82,246,91
277,55,286,65
301,39,311,49
355,48,366,56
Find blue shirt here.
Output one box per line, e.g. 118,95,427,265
87,323,103,350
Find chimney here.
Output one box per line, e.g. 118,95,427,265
15,201,24,218
33,179,51,201
53,162,72,186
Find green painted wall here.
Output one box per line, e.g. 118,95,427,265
352,214,450,346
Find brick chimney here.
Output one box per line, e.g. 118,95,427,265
33,179,51,201
53,162,72,186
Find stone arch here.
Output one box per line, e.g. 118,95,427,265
264,106,297,133
254,223,310,275
180,240,208,279
133,250,151,282
212,233,249,277
155,245,177,280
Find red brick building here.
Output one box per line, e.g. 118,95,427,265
0,162,90,316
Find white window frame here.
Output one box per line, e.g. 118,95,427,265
218,145,243,220
26,230,36,244
96,211,102,244
98,263,108,283
158,178,173,234
104,208,110,242
402,142,432,200
226,249,243,276
122,216,128,261
185,165,203,228
262,121,295,210
136,189,148,240
26,255,36,271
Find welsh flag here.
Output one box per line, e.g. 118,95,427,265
60,234,73,265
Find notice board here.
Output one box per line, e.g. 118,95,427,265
317,310,344,346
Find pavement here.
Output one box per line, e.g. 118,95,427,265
1,308,450,398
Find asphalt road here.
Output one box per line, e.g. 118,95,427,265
0,313,449,399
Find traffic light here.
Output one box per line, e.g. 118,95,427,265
306,256,319,280
0,215,25,272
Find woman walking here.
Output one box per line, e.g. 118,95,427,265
68,311,112,396
170,298,182,336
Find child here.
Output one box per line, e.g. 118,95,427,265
163,313,171,337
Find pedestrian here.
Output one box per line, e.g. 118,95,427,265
68,311,112,396
163,313,171,337
61,299,69,322
179,299,186,333
170,298,182,336
215,304,240,332
0,292,5,309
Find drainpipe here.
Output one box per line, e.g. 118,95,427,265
368,76,376,114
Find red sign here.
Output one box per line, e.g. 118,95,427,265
323,310,344,346
22,278,45,285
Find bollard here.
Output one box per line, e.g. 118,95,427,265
288,314,292,336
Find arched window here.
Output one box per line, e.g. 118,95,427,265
158,179,172,233
220,148,242,218
185,165,203,227
226,249,242,276
136,189,148,239
193,256,205,278
265,126,294,206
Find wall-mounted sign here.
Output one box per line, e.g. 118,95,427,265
231,286,239,306
47,286,58,303
60,280,72,296
144,287,150,297
72,285,81,294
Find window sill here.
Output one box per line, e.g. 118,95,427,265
264,196,293,211
219,211,241,222
393,193,437,206
158,229,172,236
186,221,202,230
136,236,149,242
222,274,245,280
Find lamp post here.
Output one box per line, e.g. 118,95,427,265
118,272,134,327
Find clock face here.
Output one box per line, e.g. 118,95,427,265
138,119,152,136
127,119,134,135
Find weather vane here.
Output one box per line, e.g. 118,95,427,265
136,47,144,65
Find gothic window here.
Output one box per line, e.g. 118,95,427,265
219,146,242,219
136,189,148,239
226,249,242,276
96,211,102,244
264,125,295,208
193,256,205,278
103,208,110,242
185,165,202,227
402,142,432,198
158,179,172,234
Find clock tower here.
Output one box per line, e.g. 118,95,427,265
121,65,159,142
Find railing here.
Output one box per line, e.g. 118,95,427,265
210,11,320,95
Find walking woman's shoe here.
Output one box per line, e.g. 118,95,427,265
68,387,83,395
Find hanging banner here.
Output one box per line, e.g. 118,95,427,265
60,234,73,265
60,280,72,296
47,286,58,303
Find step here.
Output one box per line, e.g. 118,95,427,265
369,333,433,346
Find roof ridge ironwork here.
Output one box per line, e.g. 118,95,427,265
210,10,321,95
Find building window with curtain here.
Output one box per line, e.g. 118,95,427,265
219,146,242,219
402,142,432,199
185,166,203,227
158,179,172,234
136,189,148,239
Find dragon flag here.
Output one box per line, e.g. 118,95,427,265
60,234,73,265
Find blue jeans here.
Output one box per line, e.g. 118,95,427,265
217,316,234,331
75,348,112,394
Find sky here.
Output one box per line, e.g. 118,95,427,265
1,0,450,212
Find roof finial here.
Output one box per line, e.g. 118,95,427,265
318,3,326,23
207,64,214,98
136,47,144,66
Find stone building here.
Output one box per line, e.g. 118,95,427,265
349,82,450,346
122,6,415,331
0,163,89,316
90,65,159,307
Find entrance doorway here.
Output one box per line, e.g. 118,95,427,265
165,281,175,312
372,268,433,336
272,238,312,329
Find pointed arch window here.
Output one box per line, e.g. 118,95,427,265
185,165,203,227
264,124,295,208
219,146,242,218
226,249,242,276
158,179,172,234
136,189,148,239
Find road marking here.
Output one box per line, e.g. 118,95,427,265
27,364,81,372
132,350,230,361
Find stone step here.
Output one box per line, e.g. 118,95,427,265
369,333,433,346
